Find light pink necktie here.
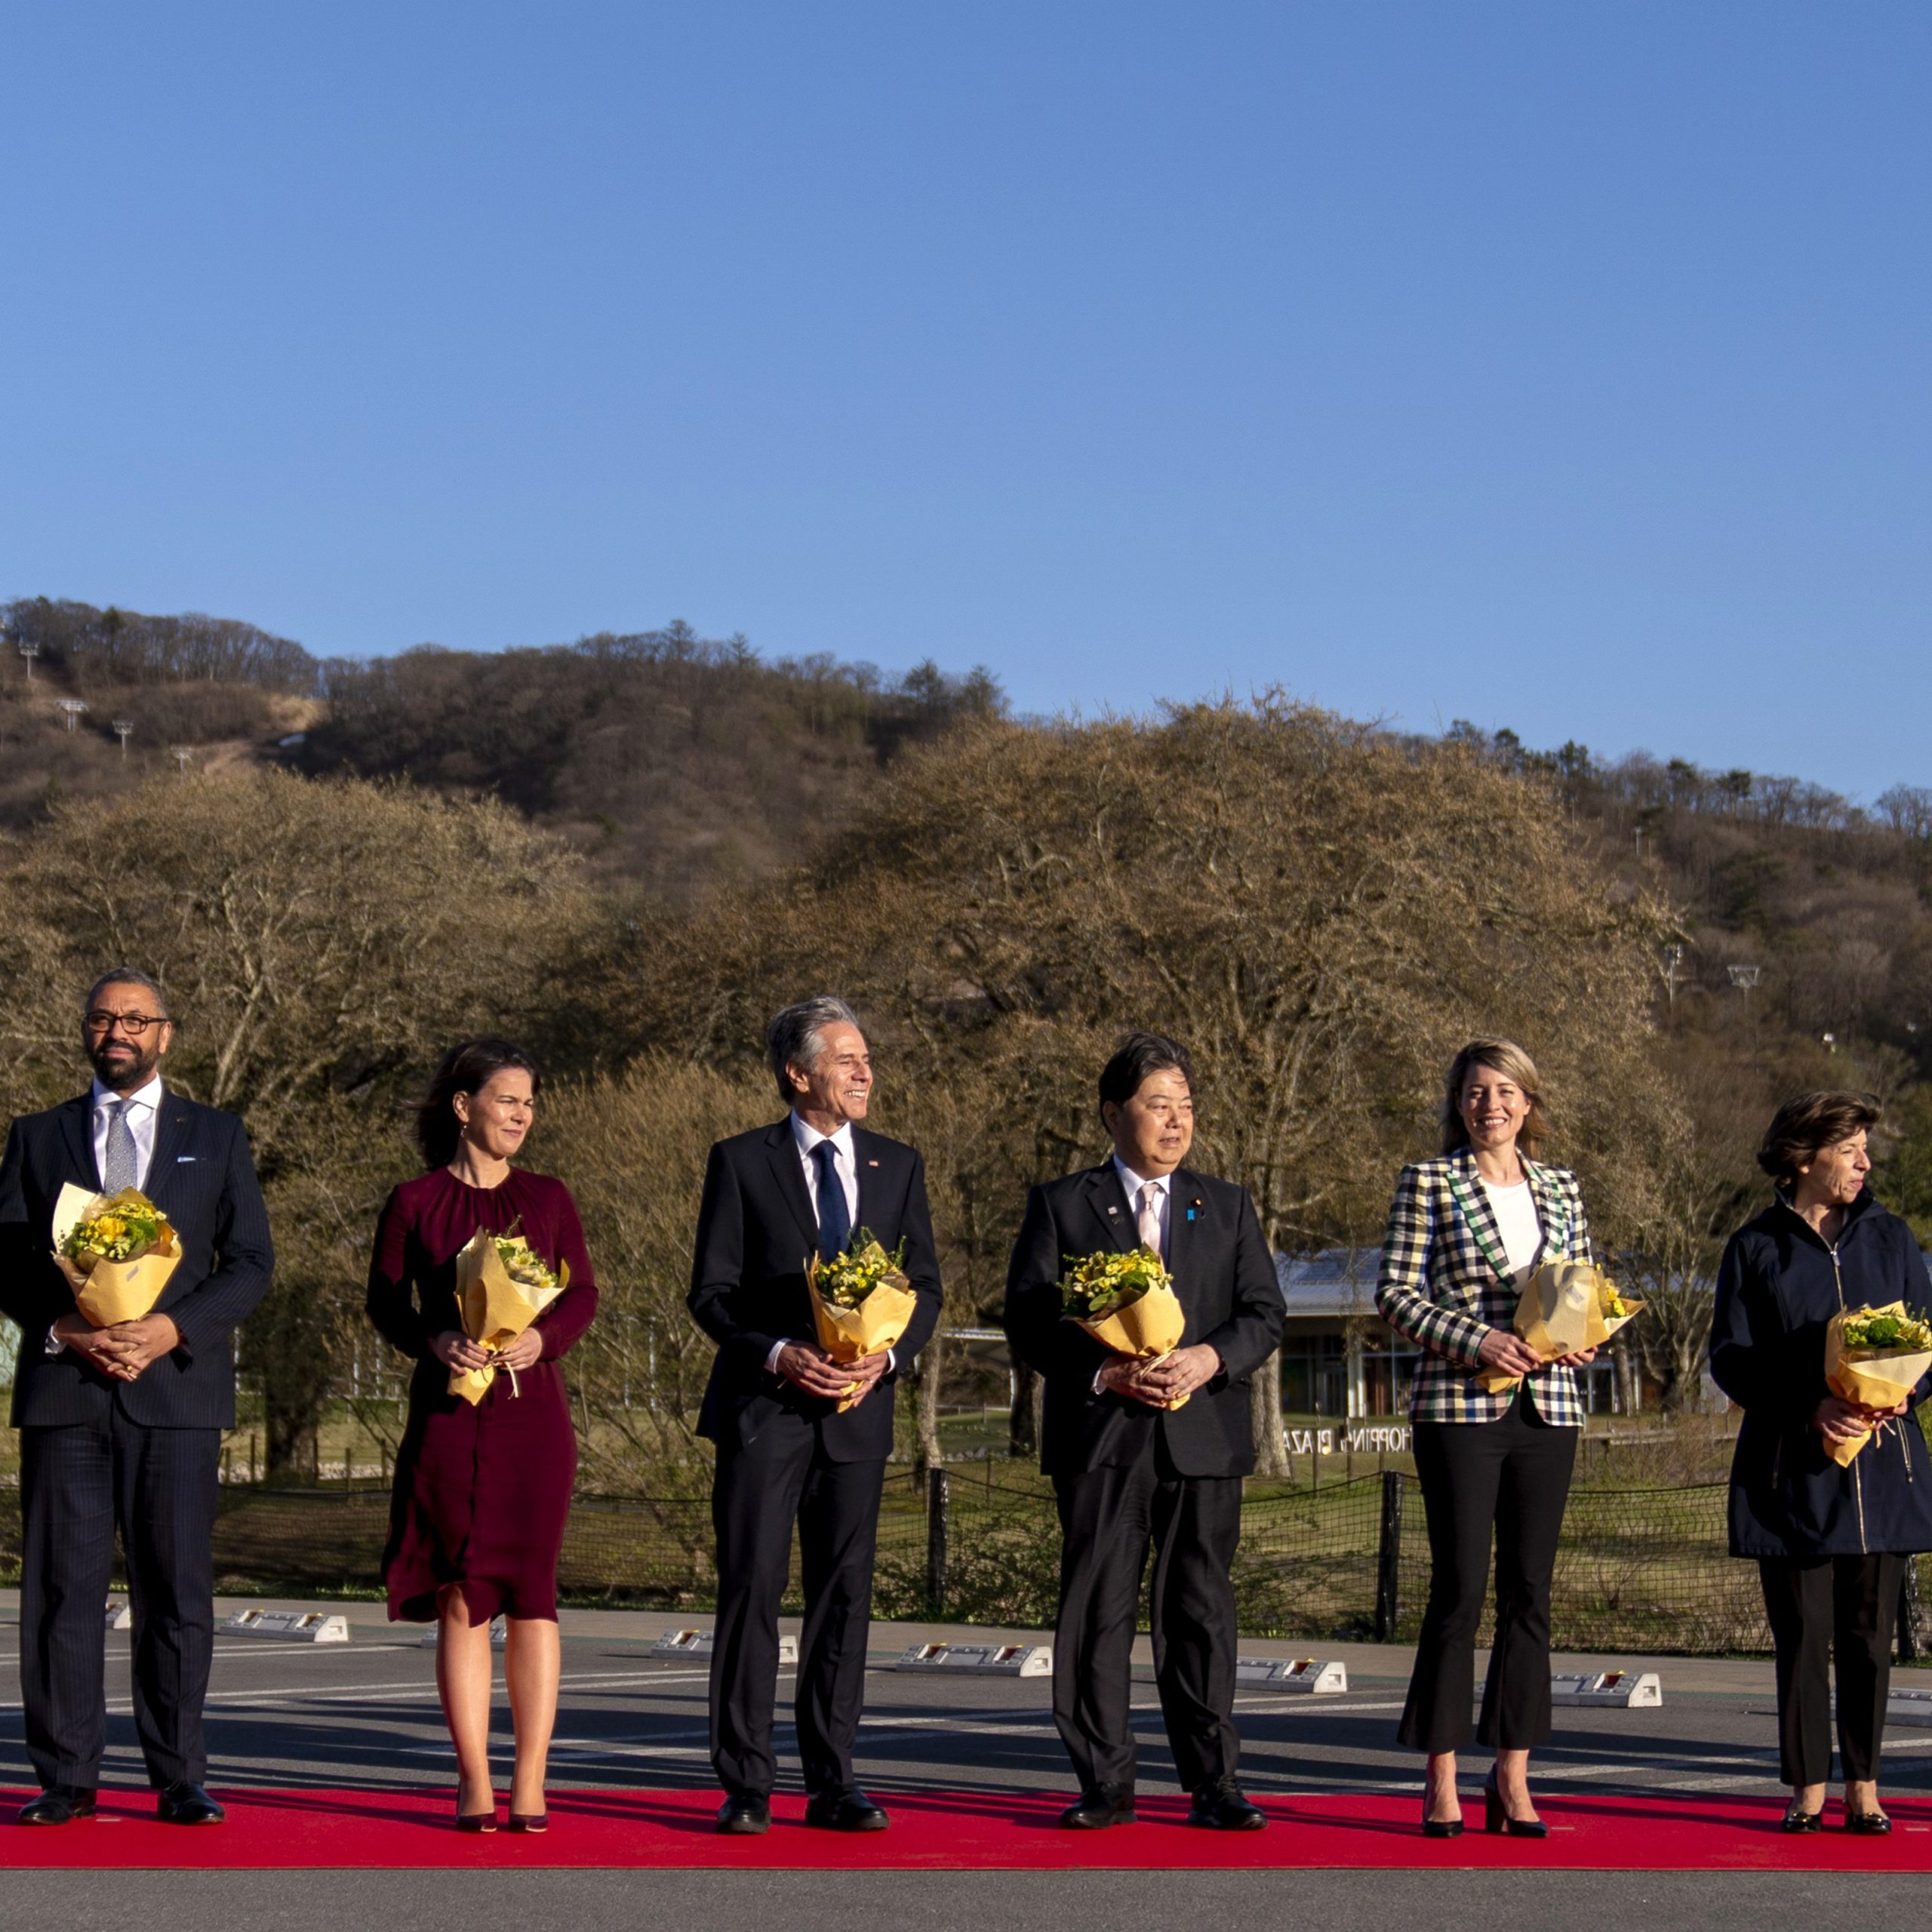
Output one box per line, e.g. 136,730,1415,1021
1137,1182,1164,1254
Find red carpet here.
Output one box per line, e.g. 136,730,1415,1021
5,1788,1932,1869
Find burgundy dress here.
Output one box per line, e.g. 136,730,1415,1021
367,1168,598,1623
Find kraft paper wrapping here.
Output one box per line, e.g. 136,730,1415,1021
1474,1260,1644,1395
51,1181,183,1327
448,1226,568,1406
806,1251,918,1412
1072,1278,1191,1411
1823,1302,1932,1469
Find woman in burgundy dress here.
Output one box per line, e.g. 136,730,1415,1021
368,1038,598,1833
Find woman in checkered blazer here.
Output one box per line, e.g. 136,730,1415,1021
1374,1038,1598,1841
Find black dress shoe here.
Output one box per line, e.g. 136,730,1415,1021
1781,1804,1824,1835
17,1786,96,1826
1845,1810,1893,1836
1189,1780,1267,1832
156,1783,226,1826
716,1793,771,1835
1060,1784,1136,1830
804,1789,890,1832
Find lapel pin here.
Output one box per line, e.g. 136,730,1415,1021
1106,1206,1118,1216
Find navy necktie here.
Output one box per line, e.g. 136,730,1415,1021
813,1139,851,1261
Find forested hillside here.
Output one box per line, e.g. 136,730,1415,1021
0,598,1002,898
4,594,1930,1463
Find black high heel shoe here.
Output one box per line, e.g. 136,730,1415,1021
1483,1770,1549,1840
1421,1791,1464,1839
455,1789,497,1833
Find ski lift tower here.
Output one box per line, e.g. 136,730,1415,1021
1726,965,1761,993
17,638,38,682
169,745,195,775
55,699,88,733
111,718,134,760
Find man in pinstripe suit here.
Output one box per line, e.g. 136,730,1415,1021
0,969,273,1826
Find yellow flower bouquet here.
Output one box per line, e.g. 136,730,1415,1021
806,1229,918,1411
1823,1303,1932,1468
51,1182,182,1326
1060,1247,1190,1408
1475,1260,1644,1395
448,1222,569,1404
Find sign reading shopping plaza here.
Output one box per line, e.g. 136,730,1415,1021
1287,1423,1411,1456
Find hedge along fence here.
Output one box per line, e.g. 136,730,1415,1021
0,1474,1921,1657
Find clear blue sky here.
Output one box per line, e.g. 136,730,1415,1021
5,3,1927,795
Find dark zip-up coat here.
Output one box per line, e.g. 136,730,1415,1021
1709,1188,1932,1559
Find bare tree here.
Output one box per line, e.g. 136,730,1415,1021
622,697,1679,1471
0,769,601,1474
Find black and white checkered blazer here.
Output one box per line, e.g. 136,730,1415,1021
1374,1146,1595,1426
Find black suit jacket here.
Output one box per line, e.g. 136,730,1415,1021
1003,1162,1284,1478
0,1089,275,1429
688,1118,943,1463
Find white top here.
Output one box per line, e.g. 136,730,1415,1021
91,1072,165,1191
1112,1155,1171,1253
1480,1176,1543,1284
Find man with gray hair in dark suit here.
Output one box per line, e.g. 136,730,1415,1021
0,969,273,1826
688,995,943,1835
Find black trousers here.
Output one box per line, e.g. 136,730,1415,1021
1051,1432,1243,1795
19,1414,222,1791
1398,1399,1577,1755
708,1417,885,1798
1758,1553,1904,1786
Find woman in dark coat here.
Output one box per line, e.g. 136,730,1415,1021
1709,1090,1932,1835
368,1038,598,1832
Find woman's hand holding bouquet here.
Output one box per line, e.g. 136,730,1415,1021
1819,1303,1932,1466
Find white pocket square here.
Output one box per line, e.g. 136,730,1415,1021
177,1155,196,1163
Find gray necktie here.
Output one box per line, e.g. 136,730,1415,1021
102,1099,138,1192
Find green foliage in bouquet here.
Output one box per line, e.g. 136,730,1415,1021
1842,1308,1932,1352
1060,1247,1168,1322
494,1230,561,1296
817,1228,907,1310
60,1189,171,1265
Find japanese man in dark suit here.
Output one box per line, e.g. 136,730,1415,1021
1004,1031,1284,1831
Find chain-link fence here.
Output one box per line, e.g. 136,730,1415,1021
0,1472,1922,1657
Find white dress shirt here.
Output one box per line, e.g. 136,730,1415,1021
768,1113,891,1375
92,1072,165,1192
50,1074,167,1352
792,1113,860,1228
